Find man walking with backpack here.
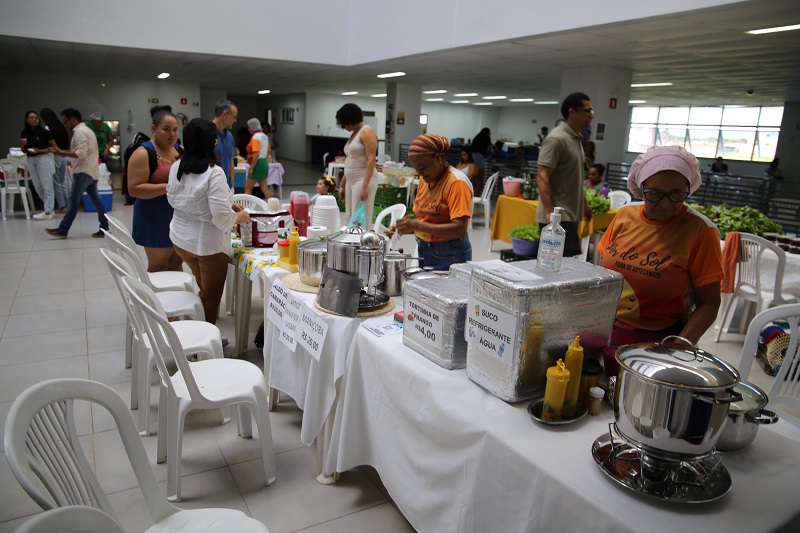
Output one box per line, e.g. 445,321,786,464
45,108,109,239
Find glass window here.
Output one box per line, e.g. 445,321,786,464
658,107,690,124
753,128,780,161
658,126,687,147
627,125,657,152
631,107,659,123
689,107,722,125
720,128,756,160
758,107,784,127
722,106,759,126
687,127,719,158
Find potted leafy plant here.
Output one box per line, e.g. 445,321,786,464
508,224,541,256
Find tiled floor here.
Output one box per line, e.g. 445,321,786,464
0,161,772,532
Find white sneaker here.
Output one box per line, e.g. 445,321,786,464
33,212,54,220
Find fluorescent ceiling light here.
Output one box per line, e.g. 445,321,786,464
474,102,492,106
377,72,405,78
454,93,478,97
423,90,447,94
450,100,469,104
257,89,270,94
482,96,507,100
534,101,558,105
629,100,647,104
425,98,444,102
371,93,387,97
509,98,534,102
630,82,672,88
341,91,358,95
746,24,800,34
157,72,170,79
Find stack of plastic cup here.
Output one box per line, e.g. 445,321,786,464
311,196,343,235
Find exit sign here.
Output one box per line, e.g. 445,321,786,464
148,98,159,104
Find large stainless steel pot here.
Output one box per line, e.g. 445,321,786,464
297,238,327,286
716,380,778,451
326,226,386,288
614,336,741,459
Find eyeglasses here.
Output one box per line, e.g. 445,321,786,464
582,107,595,116
641,189,690,203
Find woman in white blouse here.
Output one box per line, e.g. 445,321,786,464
167,119,250,323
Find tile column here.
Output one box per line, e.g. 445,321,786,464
561,66,633,166
385,82,422,162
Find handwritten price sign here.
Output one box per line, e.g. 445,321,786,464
266,279,290,326
299,307,328,361
278,294,303,351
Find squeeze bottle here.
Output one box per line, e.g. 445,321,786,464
562,336,584,418
537,206,566,271
542,359,570,422
288,227,300,265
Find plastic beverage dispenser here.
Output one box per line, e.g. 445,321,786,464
290,191,310,237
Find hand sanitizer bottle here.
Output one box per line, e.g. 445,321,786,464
537,207,566,271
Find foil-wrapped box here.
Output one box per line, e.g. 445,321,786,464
449,262,475,283
466,258,623,402
403,275,471,369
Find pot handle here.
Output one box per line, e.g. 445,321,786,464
659,335,702,362
746,408,779,425
692,390,744,404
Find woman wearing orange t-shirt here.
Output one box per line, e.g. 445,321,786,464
390,134,474,270
598,146,723,373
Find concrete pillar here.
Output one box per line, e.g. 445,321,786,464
560,66,633,167
385,82,422,161
775,101,799,183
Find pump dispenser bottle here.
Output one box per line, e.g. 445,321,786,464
537,206,566,271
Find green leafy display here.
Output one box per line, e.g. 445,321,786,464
585,189,611,214
687,203,783,238
508,224,541,241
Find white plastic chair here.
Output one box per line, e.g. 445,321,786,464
738,304,800,427
470,171,499,230
233,193,270,212
322,152,329,171
102,248,224,435
122,276,277,502
715,233,798,341
3,378,270,532
1,158,35,220
608,190,632,208
104,213,194,292
16,506,124,533
373,203,407,233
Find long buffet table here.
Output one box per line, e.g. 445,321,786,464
323,325,800,533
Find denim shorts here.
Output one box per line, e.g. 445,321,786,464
416,235,472,271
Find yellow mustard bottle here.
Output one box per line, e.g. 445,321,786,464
288,226,300,265
562,336,584,418
542,359,570,422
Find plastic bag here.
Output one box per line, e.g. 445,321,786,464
348,201,367,228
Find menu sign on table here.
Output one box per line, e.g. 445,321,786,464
404,296,443,348
465,297,517,365
266,279,290,326
299,307,328,361
279,294,304,351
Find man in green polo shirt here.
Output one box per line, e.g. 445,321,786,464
85,111,114,162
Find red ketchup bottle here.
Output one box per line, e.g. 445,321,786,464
291,191,310,237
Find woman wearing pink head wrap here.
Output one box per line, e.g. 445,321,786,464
390,134,474,270
597,146,724,374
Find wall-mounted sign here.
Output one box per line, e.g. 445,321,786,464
180,98,187,105
397,111,405,125
148,98,159,104
281,108,295,124
609,97,617,109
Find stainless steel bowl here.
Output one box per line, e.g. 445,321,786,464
297,239,327,286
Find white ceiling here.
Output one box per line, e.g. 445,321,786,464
1,0,799,108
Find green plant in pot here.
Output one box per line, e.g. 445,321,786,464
508,224,541,257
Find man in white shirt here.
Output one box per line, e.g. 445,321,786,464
45,108,109,238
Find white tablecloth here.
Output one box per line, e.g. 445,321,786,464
263,288,398,447
325,327,800,533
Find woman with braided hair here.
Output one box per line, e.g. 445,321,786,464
389,134,474,270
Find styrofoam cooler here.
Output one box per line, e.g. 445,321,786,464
465,258,623,402
403,276,471,369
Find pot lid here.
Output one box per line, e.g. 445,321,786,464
328,226,364,245
298,238,327,253
616,336,739,390
729,380,768,412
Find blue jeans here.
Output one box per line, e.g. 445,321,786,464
28,154,55,213
416,235,472,271
52,155,68,208
58,173,108,235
